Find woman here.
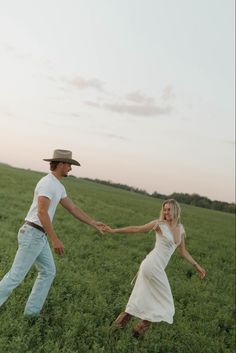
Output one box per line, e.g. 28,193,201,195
105,199,206,337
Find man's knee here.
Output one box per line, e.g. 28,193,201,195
49,266,56,279
40,265,56,280
9,269,27,285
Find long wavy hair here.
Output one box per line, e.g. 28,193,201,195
159,199,181,225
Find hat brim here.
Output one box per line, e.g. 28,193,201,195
43,158,80,166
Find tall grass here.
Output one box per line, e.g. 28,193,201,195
0,164,235,353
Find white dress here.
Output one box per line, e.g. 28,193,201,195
125,221,185,324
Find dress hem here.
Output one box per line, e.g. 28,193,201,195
125,307,173,324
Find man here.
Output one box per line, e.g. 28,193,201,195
0,149,106,316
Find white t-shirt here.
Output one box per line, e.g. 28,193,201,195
25,173,67,226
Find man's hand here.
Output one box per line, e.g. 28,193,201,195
102,225,114,233
52,238,65,256
91,221,110,234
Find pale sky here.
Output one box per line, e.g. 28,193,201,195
0,0,235,202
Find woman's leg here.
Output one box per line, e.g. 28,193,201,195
112,311,132,328
132,319,151,337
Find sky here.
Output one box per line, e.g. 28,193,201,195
0,0,235,203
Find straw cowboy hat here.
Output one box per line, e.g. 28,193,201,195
43,149,81,166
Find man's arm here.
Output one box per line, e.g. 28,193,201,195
60,197,106,233
38,196,64,255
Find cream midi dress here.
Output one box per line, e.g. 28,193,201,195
125,221,185,324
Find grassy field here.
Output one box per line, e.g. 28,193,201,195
0,164,235,353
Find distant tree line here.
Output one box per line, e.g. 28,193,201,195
82,177,149,195
151,191,235,214
79,177,235,214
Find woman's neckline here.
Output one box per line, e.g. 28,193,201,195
163,221,181,245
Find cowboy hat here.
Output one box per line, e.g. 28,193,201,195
43,149,81,166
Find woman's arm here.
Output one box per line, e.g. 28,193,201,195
178,235,206,279
109,220,157,234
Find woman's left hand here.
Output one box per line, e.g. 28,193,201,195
194,264,206,279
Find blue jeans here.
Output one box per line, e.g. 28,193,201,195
0,224,56,316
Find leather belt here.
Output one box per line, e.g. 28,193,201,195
25,221,46,234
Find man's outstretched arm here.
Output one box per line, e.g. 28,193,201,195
60,197,106,234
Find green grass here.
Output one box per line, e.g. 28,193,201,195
0,164,235,353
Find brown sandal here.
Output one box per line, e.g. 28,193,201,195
112,311,132,328
132,319,151,337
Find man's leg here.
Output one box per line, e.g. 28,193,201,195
24,238,56,316
0,225,46,307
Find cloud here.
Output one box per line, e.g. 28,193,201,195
84,101,101,108
100,133,128,141
161,85,175,102
39,68,175,118
51,111,81,119
4,44,118,91
64,75,105,92
70,113,80,118
0,105,15,119
47,73,175,117
104,102,172,116
84,87,174,117
2,43,52,68
3,43,29,60
44,75,58,82
43,75,105,93
125,91,155,105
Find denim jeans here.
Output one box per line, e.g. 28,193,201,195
0,224,56,316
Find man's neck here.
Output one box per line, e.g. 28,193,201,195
51,171,62,181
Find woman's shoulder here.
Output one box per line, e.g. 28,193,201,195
179,223,186,236
151,219,165,231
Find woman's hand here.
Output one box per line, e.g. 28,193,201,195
91,221,107,234
194,264,206,279
102,225,116,233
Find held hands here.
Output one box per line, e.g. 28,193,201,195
194,263,206,280
91,221,114,234
91,222,115,234
101,225,116,233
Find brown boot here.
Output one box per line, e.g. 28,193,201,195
112,312,132,328
132,319,151,337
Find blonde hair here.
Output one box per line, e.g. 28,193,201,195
159,199,181,225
